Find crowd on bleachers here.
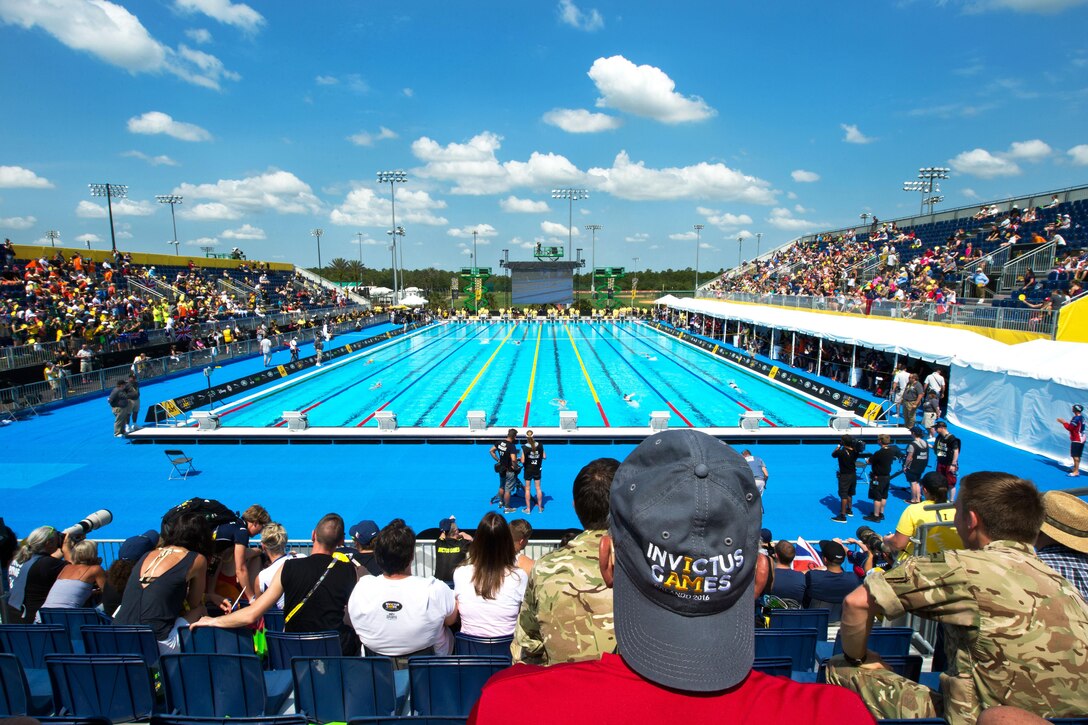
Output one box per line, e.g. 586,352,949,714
2,427,1086,722
702,197,1087,313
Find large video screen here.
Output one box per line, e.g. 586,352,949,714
511,264,573,305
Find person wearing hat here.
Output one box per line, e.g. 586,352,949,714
1056,404,1085,477
473,431,872,722
903,426,931,504
803,540,862,623
830,471,1088,722
340,519,381,577
433,516,472,587
1035,491,1088,600
932,421,961,496
100,529,159,616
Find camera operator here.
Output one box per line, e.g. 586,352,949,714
883,471,962,563
6,525,67,623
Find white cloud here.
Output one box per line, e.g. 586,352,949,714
76,198,155,218
963,188,980,199
75,233,101,243
175,169,323,219
448,224,498,240
122,150,178,166
185,28,211,44
786,191,798,200
315,75,338,85
961,0,1088,13
185,202,241,221
791,169,820,183
669,231,698,241
587,151,776,203
541,221,579,237
589,55,715,124
794,204,809,214
767,207,824,232
221,223,266,240
402,87,414,97
735,230,754,241
329,186,448,227
1069,144,1088,165
174,0,264,32
1006,139,1051,161
0,165,53,188
317,73,370,94
185,236,219,246
543,108,621,133
500,196,549,213
0,0,238,89
347,126,397,147
127,111,211,141
412,132,581,195
696,207,752,228
0,215,35,229
949,148,1021,178
625,232,648,243
841,123,874,144
557,0,603,30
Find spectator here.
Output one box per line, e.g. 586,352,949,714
341,519,381,577
213,503,270,604
115,512,210,654
769,540,807,605
108,379,131,437
348,518,457,660
37,538,106,616
6,525,66,623
803,540,862,622
453,512,528,637
509,518,534,575
901,373,923,427
256,522,303,609
830,471,1088,722
125,374,141,432
513,457,619,665
884,472,963,563
472,430,872,723
0,518,16,594
1056,404,1085,477
1034,491,1088,601
101,530,159,617
933,421,962,497
434,516,472,587
193,513,359,655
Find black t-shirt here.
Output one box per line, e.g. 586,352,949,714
868,446,899,477
434,536,468,582
336,546,381,577
494,440,518,473
832,444,859,475
213,520,249,548
21,556,68,623
523,443,544,470
907,439,930,473
280,554,356,635
934,433,960,463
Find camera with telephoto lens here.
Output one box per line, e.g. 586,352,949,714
856,525,894,568
61,509,113,542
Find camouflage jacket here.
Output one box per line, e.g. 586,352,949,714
865,540,1088,724
512,529,614,665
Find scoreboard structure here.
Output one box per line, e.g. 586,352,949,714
505,261,583,305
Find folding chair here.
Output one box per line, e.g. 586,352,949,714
39,608,111,653
165,449,196,480
291,656,399,723
452,634,513,661
160,653,289,717
407,656,509,717
264,630,340,671
81,625,161,668
45,654,156,723
15,391,41,417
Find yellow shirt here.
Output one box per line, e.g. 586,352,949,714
895,502,963,560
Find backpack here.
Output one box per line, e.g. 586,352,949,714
161,497,238,533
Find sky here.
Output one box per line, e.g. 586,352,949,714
1,0,1087,273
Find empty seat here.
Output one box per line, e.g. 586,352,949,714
39,608,110,653
291,656,400,723
767,609,830,641
262,610,285,633
165,450,195,480
0,624,70,713
179,625,256,655
751,656,794,679
160,653,289,717
81,625,160,668
408,656,509,717
264,630,340,671
46,654,155,723
754,628,818,672
151,717,307,725
0,652,34,716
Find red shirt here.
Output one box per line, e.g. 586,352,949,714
469,653,874,724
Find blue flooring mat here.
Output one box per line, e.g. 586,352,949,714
0,325,1075,544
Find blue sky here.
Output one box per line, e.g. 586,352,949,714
1,0,1087,272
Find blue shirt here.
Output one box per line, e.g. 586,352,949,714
770,567,807,603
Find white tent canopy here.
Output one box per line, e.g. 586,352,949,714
400,294,428,307
655,294,682,305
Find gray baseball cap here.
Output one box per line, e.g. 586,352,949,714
610,429,761,692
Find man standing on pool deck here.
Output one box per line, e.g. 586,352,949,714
314,334,324,366
933,421,961,497
522,430,545,513
490,429,520,511
260,336,273,366
1057,404,1085,477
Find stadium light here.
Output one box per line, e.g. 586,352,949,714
156,194,183,256
585,224,602,294
756,232,762,259
551,188,588,260
356,232,366,285
88,183,127,253
377,170,408,299
46,229,60,248
312,228,324,270
904,167,950,215
472,228,479,268
694,224,704,296
736,233,744,270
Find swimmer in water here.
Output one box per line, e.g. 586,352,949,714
365,358,376,365
623,393,640,409
369,381,383,391
551,398,568,409
727,380,743,392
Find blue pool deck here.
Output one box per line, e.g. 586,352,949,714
0,323,1076,546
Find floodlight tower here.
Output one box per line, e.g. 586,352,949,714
693,224,704,295
88,183,127,253
311,228,324,270
46,230,60,248
376,170,408,299
156,194,183,255
356,232,366,285
551,188,588,259
585,223,602,295
918,167,950,213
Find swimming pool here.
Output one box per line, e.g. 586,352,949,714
208,320,842,429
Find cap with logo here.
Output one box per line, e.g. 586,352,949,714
439,516,456,533
118,529,160,562
818,539,847,565
609,429,761,692
349,520,379,545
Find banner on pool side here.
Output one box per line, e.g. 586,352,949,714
147,323,426,422
648,321,876,419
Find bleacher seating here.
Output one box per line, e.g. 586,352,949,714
407,656,508,718
161,653,291,717
45,654,156,722
291,656,400,723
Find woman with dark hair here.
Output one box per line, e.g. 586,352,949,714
453,512,528,637
114,512,210,653
347,519,457,659
100,531,159,617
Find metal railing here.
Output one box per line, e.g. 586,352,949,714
295,267,371,307
701,291,1058,336
998,242,1057,293
958,246,1012,299
0,310,388,416
125,277,167,303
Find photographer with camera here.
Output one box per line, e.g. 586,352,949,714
831,435,863,523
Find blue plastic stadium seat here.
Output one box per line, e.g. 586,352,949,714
179,626,256,656
39,609,111,653
160,653,289,717
81,625,160,668
0,653,35,716
752,656,794,678
407,656,509,717
262,610,285,633
45,654,155,722
0,625,69,713
826,626,914,662
452,634,514,661
291,656,400,723
767,609,830,641
150,716,307,725
348,719,467,725
754,628,818,672
264,631,340,671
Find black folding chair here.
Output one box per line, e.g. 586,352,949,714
166,449,196,480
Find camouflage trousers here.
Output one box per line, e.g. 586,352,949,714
826,657,942,722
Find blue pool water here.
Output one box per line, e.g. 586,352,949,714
215,321,835,429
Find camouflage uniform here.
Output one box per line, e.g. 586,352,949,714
828,541,1088,725
512,529,614,665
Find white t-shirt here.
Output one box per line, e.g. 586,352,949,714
257,551,303,609
452,564,528,637
348,575,455,656
924,371,945,395
892,369,910,402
